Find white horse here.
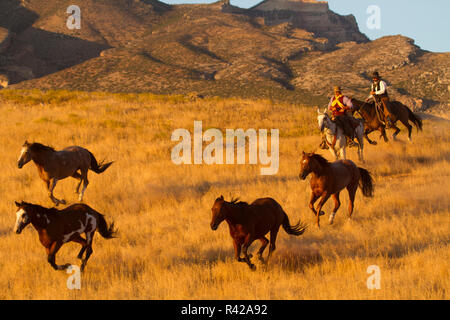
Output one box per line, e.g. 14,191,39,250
317,108,365,162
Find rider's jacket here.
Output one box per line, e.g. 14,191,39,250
328,94,353,117
370,80,389,99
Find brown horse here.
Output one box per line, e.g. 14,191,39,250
17,141,113,205
14,201,116,271
351,99,422,143
299,152,374,228
210,196,307,270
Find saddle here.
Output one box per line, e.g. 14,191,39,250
349,117,362,128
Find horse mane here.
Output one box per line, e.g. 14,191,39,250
21,202,58,215
229,197,249,207
351,98,374,112
215,197,249,214
29,142,55,153
310,153,331,167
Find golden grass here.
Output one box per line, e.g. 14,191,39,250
0,90,448,299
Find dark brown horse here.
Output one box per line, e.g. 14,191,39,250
17,141,113,205
210,196,307,270
351,99,422,143
299,152,374,228
14,201,116,271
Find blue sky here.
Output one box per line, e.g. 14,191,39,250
163,0,450,52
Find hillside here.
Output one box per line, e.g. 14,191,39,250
0,0,448,110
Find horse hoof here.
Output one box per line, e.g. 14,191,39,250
57,263,71,270
319,211,325,216
249,264,256,271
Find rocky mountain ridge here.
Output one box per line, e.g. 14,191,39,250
0,0,448,111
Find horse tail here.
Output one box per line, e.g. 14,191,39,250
406,107,423,132
88,150,113,174
94,212,117,239
282,210,307,236
358,167,374,198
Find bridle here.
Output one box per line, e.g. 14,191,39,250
351,99,368,120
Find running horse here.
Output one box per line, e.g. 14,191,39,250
299,152,374,228
13,201,116,271
351,99,422,143
210,196,307,270
17,141,113,205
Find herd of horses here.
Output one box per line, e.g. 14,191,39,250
12,98,422,271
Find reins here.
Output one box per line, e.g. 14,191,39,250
373,98,386,125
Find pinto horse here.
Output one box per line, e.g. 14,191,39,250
14,201,116,271
210,196,307,270
299,152,374,228
17,141,113,205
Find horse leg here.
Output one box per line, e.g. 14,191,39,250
399,117,413,142
340,145,346,160
329,193,341,225
257,237,269,263
315,192,331,228
328,145,338,160
380,126,389,143
407,123,413,142
392,125,401,141
48,178,66,206
337,135,346,159
80,246,93,272
72,234,88,259
346,184,358,219
357,129,364,162
46,241,70,271
267,228,279,264
80,231,95,272
233,239,245,262
242,234,256,270
357,141,363,162
308,193,320,217
364,130,377,145
78,169,89,202
72,172,83,194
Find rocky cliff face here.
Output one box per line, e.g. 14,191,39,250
226,0,368,45
251,0,329,13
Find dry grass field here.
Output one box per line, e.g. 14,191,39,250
0,90,448,300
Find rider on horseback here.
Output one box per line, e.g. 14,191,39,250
366,71,395,128
329,86,357,142
320,86,357,149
